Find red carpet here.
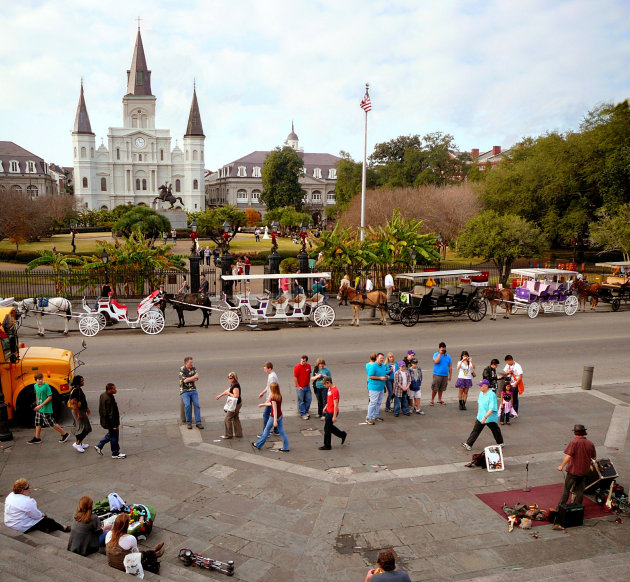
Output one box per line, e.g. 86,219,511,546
476,483,609,526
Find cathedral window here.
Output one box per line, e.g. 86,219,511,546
237,189,248,202
201,151,204,161
11,185,22,193
160,149,164,161
193,179,198,190
137,71,143,85
10,160,19,172
186,150,189,161
90,147,94,158
82,177,88,188
81,147,86,158
116,148,120,160
237,166,247,177
138,154,142,162
313,168,322,179
312,190,322,201
142,179,147,190
132,116,138,128
175,179,181,192
74,147,77,158
27,185,38,197
193,150,198,161
135,178,140,191
252,166,261,178
101,178,107,191
141,116,147,128
328,168,337,179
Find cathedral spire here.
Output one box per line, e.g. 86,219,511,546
126,28,153,96
73,81,94,135
184,85,204,137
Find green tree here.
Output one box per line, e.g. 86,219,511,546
27,250,84,295
589,204,630,261
261,146,305,210
313,224,379,271
114,206,171,244
456,210,548,285
195,206,247,251
331,151,377,217
263,206,311,232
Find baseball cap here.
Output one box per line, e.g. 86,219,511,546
398,360,406,367
478,379,490,386
407,350,415,355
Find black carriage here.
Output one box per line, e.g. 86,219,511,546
388,270,488,327
595,262,630,312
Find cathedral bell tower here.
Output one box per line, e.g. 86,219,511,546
72,81,96,208
182,83,205,210
122,28,156,130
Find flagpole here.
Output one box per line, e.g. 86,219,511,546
360,83,369,241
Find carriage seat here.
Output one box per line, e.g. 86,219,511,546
459,284,475,295
109,297,128,314
605,276,629,286
413,285,430,296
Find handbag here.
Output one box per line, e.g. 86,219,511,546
224,395,238,413
67,389,81,411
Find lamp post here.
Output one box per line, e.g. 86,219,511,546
101,247,109,283
70,222,77,253
221,220,234,297
268,221,281,297
410,244,417,273
189,220,200,293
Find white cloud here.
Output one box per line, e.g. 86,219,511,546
0,0,628,168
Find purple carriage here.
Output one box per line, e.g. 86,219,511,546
512,268,579,318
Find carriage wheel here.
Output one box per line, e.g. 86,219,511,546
140,310,165,334
527,302,540,318
612,298,621,312
387,301,402,321
467,298,487,321
78,315,100,336
313,304,335,327
95,313,107,330
220,310,240,331
564,295,578,316
400,307,419,327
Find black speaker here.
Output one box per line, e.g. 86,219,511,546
557,503,584,528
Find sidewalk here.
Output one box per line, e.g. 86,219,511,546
1,385,629,581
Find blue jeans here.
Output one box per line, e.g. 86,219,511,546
296,385,312,416
367,389,384,420
385,378,394,410
394,393,410,415
262,404,280,434
97,428,120,456
255,415,289,450
181,390,202,424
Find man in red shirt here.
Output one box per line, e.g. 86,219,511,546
557,424,597,506
293,355,312,420
319,377,347,450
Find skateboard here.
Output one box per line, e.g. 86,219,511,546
178,548,235,576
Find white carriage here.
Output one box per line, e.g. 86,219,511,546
78,290,165,336
511,268,579,318
217,272,336,331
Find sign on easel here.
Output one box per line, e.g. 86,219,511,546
485,445,504,472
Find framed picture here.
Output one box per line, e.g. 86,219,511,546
484,445,504,472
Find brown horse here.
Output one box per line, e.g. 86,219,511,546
338,285,388,326
481,287,514,320
574,279,600,311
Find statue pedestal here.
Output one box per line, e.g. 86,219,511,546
158,209,188,229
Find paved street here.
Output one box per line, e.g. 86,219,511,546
1,305,630,580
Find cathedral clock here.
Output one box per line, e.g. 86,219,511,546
134,137,146,149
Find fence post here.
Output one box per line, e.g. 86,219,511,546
25,268,30,298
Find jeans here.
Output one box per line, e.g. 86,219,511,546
511,386,519,413
97,428,120,455
367,390,384,420
262,405,280,434
255,415,289,450
296,385,312,416
559,473,587,505
385,378,394,410
465,420,504,447
314,387,326,416
323,412,346,448
181,390,202,424
394,393,410,415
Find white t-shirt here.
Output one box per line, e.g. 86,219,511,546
3,492,43,532
365,279,374,292
265,371,279,400
504,362,523,385
458,360,473,379
105,530,138,552
384,274,394,288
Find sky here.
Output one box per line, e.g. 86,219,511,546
1,0,629,170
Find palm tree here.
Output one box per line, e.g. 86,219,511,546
27,250,84,295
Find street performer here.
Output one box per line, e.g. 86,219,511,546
557,424,596,507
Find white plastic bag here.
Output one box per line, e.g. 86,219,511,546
124,552,144,578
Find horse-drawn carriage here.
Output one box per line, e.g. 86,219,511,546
594,262,630,312
511,268,579,318
78,290,165,336
216,272,336,331
388,270,488,327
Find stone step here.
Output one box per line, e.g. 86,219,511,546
159,558,235,582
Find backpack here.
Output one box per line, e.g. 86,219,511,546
465,451,486,468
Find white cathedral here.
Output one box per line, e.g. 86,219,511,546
72,28,205,211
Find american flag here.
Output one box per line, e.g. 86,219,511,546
360,90,372,112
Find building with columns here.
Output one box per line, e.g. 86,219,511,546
205,124,339,222
72,28,205,211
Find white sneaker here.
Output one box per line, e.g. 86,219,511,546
81,443,89,449
112,453,127,459
72,443,85,453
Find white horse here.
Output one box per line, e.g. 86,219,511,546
16,297,72,336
